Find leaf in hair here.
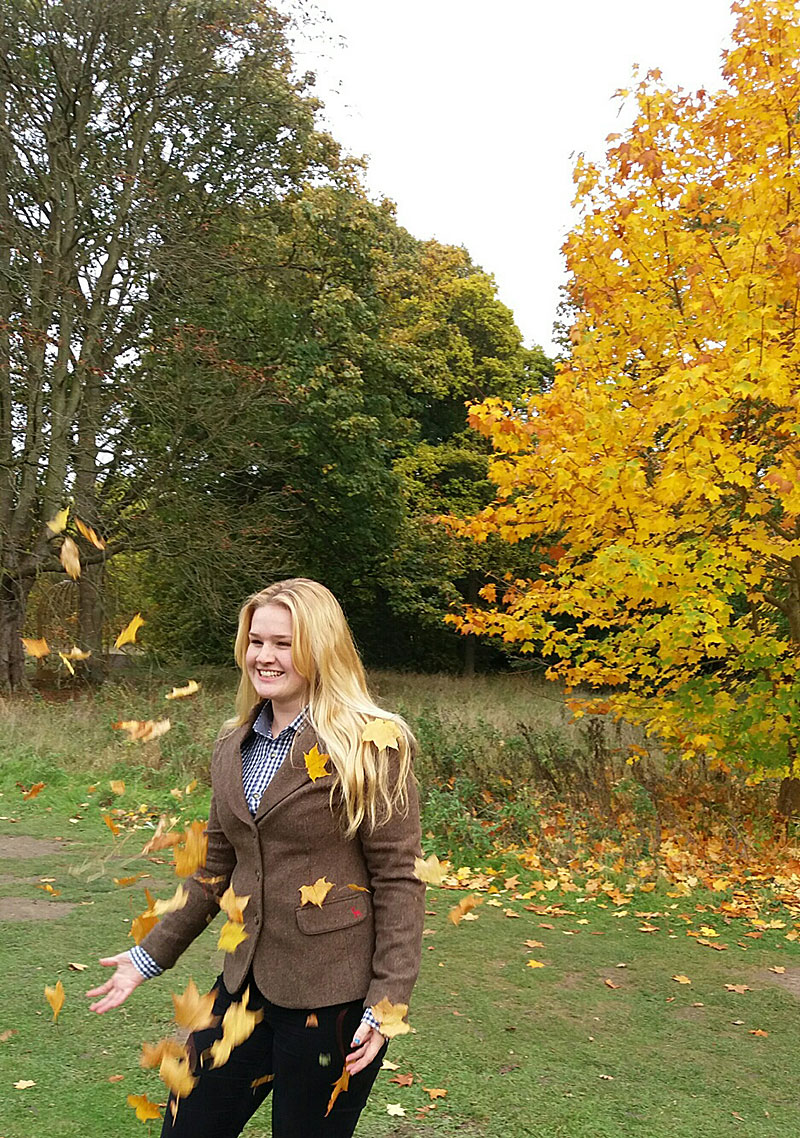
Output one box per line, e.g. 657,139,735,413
304,745,331,782
361,718,401,751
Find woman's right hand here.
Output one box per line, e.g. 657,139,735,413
86,952,145,1014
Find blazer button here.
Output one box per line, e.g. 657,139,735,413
255,869,261,881
255,915,261,927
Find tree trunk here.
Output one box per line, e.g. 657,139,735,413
78,563,106,683
0,571,29,691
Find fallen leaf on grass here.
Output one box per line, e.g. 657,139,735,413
44,980,65,1023
127,1093,162,1122
109,780,125,795
14,1080,36,1089
422,1087,448,1099
22,782,46,800
299,877,334,908
381,1059,399,1071
386,1103,406,1116
108,1074,124,1083
725,984,751,993
0,1029,16,1042
604,979,620,989
389,1073,413,1086
524,940,544,949
526,960,546,969
768,966,786,975
673,975,692,985
749,1029,769,1037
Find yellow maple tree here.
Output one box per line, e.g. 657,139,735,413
447,0,800,791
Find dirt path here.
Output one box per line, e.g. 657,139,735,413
0,833,77,920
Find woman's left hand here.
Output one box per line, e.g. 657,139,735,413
346,1024,385,1076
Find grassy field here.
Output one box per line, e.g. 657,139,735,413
1,670,798,1137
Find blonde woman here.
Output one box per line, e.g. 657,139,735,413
87,579,425,1137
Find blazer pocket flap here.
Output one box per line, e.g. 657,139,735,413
296,895,370,935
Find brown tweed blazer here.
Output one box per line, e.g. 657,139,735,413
140,705,426,1012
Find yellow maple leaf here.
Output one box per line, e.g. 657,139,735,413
112,718,171,743
171,980,217,1032
127,1092,163,1122
46,506,70,534
173,820,208,876
219,886,250,923
206,986,263,1068
21,637,50,658
60,536,81,579
414,854,446,886
218,920,249,953
146,885,188,917
370,997,412,1038
44,979,64,1023
422,1087,448,1099
159,1051,197,1099
130,912,159,944
304,745,331,782
165,679,201,700
325,1067,350,1117
361,718,402,751
75,517,105,549
672,974,692,984
140,1038,187,1069
299,876,334,908
526,959,546,969
114,612,145,649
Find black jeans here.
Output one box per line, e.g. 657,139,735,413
159,972,386,1138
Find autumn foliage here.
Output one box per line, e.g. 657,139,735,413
450,0,800,780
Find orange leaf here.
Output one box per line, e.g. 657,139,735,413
422,1087,448,1099
325,1067,350,1117
219,885,250,923
44,980,64,1023
112,718,171,743
389,1072,414,1086
447,895,482,926
749,1028,769,1037
672,975,692,985
21,637,50,659
159,1051,197,1099
173,821,208,876
127,1093,163,1122
172,980,217,1032
165,680,201,701
22,782,46,800
141,1038,187,1069
103,814,121,837
75,517,105,549
206,986,263,1069
604,978,621,989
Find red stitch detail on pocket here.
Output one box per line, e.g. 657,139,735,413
351,907,363,919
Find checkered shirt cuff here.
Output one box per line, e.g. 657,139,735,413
128,945,164,979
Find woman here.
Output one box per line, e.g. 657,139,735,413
87,579,426,1137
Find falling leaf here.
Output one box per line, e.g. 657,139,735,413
299,876,335,908
389,1073,414,1086
112,719,171,743
141,816,182,854
14,1080,36,1089
422,1087,448,1099
38,883,59,896
165,680,201,701
44,980,65,1023
217,920,249,953
109,780,125,795
219,886,250,923
526,960,546,969
114,613,145,649
159,1051,197,1099
251,1073,274,1088
114,875,148,887
146,885,188,918
304,745,331,782
447,895,482,926
60,536,81,579
21,637,50,659
371,997,412,1038
103,814,121,837
127,1093,162,1122
63,645,92,660
673,975,692,985
75,517,105,549
58,653,75,675
725,984,751,993
305,1013,319,1028
130,908,159,945
361,718,402,751
141,1039,187,1069
414,854,446,886
173,820,207,876
46,506,70,534
386,1103,406,1116
22,782,46,800
172,980,217,1032
207,987,263,1069
325,1067,350,1116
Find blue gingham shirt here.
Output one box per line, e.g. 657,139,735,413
128,703,381,1037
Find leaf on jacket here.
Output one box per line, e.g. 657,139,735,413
44,980,64,1023
172,980,217,1032
60,536,81,579
414,854,446,886
159,1050,197,1099
304,745,331,782
371,997,412,1038
114,612,145,649
218,920,249,953
75,517,105,549
299,876,334,908
165,680,201,701
173,821,208,877
207,986,263,1069
361,718,402,751
140,1038,187,1069
46,506,70,534
219,886,250,923
21,637,50,658
347,883,370,893
127,1092,163,1122
325,1067,350,1117
145,885,188,917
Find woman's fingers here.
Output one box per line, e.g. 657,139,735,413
346,1026,385,1075
86,952,142,1013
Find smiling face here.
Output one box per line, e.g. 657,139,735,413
245,603,307,716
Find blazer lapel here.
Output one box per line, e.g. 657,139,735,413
218,705,262,826
255,719,319,821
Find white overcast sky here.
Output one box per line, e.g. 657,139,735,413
289,0,736,355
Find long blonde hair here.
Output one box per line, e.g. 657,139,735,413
225,578,416,836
